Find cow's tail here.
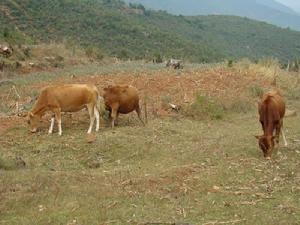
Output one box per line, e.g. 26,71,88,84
143,92,148,124
95,92,104,115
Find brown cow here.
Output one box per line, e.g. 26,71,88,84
27,84,102,135
103,85,144,128
255,89,288,158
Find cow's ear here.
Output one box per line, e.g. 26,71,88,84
254,135,261,139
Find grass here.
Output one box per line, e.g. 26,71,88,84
0,112,300,225
183,94,225,120
0,61,300,225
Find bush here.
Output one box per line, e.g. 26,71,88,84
161,95,172,109
225,97,254,114
227,59,234,67
183,94,225,120
85,46,104,60
0,156,16,170
154,53,163,63
249,85,264,98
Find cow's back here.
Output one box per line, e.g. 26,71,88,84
259,90,285,122
44,84,98,112
260,89,285,118
104,85,140,114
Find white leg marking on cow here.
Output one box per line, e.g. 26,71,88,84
88,119,95,134
281,129,288,147
48,117,55,134
94,106,100,132
58,120,62,136
87,105,95,134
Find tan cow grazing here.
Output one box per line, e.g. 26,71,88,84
103,85,145,128
27,84,102,136
255,89,288,158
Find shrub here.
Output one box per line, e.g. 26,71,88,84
85,46,104,60
226,97,254,114
0,156,16,170
154,53,163,63
249,85,264,98
227,59,234,67
183,94,225,120
161,95,172,109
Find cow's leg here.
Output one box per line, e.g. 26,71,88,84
281,129,288,147
53,108,62,136
275,123,281,145
94,106,100,132
87,104,95,134
136,105,145,126
48,116,55,134
110,105,119,128
280,121,288,147
115,112,119,126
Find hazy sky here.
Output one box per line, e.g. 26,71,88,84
276,0,300,12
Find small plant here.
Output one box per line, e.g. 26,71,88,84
161,95,172,110
85,46,104,60
0,156,16,170
249,85,264,98
183,94,224,120
226,97,254,113
153,53,163,63
227,59,234,67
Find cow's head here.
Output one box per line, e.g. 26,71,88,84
255,135,276,158
27,112,40,133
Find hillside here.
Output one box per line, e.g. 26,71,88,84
1,0,300,62
125,0,300,31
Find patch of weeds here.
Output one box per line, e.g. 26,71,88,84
85,46,104,61
0,104,11,114
249,85,264,98
0,156,25,170
81,153,104,169
227,59,234,68
226,97,254,113
161,95,172,110
286,86,300,100
258,57,280,68
183,94,225,120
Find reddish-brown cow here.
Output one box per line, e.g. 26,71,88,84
256,89,288,158
103,85,144,128
27,84,102,135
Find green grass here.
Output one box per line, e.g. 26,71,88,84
0,111,300,225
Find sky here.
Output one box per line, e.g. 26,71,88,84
275,0,300,12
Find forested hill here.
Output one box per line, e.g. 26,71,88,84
1,0,300,62
125,0,300,31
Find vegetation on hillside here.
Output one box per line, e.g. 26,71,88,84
125,0,300,31
1,0,300,63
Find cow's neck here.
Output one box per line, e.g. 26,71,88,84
264,123,274,136
263,111,275,136
31,100,47,117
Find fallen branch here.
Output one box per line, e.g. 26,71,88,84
203,219,246,225
12,85,21,99
138,223,192,225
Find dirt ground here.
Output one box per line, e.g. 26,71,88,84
0,64,271,135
